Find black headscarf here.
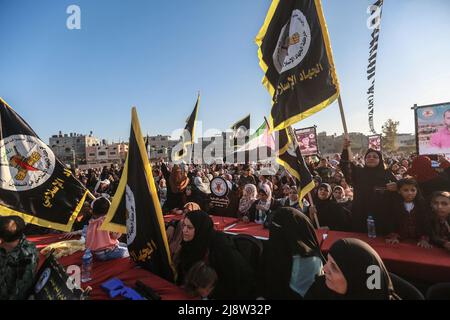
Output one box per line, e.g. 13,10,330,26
178,210,214,283
363,149,387,179
328,238,398,300
270,207,325,262
263,207,324,299
313,183,348,231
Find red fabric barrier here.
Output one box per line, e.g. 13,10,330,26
225,221,269,239
29,235,191,300
224,222,450,283
164,215,238,231
319,230,450,283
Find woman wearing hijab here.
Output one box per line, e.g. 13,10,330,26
247,184,279,224
166,202,201,262
333,185,353,219
177,210,255,299
278,186,306,213
311,183,350,231
189,171,210,211
271,175,284,199
238,184,258,220
262,207,325,299
340,138,397,234
161,163,190,212
407,155,450,201
305,238,399,300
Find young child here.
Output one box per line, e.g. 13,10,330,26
386,178,432,248
85,197,129,261
183,261,218,300
429,191,450,251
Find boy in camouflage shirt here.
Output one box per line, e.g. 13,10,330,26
0,216,38,300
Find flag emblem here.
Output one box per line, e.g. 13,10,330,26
273,9,311,73
1,134,56,191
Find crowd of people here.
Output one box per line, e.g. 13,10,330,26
1,138,449,300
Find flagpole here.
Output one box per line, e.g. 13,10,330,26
338,95,348,136
338,94,353,162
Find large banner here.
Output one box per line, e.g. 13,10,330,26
294,127,318,156
368,134,382,151
0,98,89,232
415,102,450,160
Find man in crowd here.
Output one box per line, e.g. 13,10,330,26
0,216,38,300
238,164,257,188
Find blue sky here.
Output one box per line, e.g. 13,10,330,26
1,0,450,144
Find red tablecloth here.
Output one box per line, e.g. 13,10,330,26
318,230,450,283
225,221,450,283
224,221,269,239
164,214,238,231
29,234,192,300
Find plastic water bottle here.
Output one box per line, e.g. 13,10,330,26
80,225,88,243
256,210,263,224
367,216,376,238
81,249,93,283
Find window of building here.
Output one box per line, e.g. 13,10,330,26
89,153,95,156
98,151,107,156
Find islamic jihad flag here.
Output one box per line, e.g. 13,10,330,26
256,0,340,132
101,107,175,282
276,127,314,202
0,98,88,232
173,94,200,161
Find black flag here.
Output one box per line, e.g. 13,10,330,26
256,0,340,132
101,107,175,282
230,114,250,147
0,98,89,232
276,127,314,202
174,94,200,161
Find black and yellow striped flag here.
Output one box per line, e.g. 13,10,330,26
257,0,340,132
0,97,89,232
101,107,175,282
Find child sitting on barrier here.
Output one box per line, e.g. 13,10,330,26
85,197,129,261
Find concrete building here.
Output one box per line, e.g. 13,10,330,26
317,131,369,157
145,135,179,160
86,142,128,165
49,131,99,166
396,133,416,153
